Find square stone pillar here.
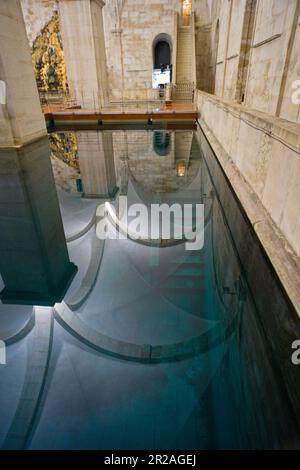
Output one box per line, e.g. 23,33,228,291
76,131,118,198
0,0,77,305
0,0,46,147
0,139,77,305
58,0,109,109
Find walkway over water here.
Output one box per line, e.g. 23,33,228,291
44,103,198,130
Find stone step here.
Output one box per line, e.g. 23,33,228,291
172,265,204,277
177,56,192,60
173,258,205,266
160,276,204,291
160,285,204,295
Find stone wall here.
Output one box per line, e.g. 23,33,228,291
197,90,300,257
102,0,179,102
21,0,58,47
17,0,213,101
19,0,300,122
193,0,213,92
112,130,200,193
210,0,300,123
0,0,47,146
51,153,80,193
245,0,299,116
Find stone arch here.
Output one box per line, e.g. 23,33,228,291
154,41,170,69
152,33,173,68
152,33,173,88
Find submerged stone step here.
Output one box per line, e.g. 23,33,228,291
172,265,204,276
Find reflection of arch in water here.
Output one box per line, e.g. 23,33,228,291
2,308,35,345
113,152,215,249
153,131,171,156
128,161,200,199
105,198,213,249
53,184,238,365
54,296,239,364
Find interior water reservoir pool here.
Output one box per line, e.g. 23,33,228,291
0,125,299,450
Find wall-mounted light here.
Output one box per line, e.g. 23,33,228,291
182,0,192,25
183,0,192,12
177,161,186,177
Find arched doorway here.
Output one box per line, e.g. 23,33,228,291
154,41,170,70
152,34,172,89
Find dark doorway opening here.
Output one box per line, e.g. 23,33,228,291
154,41,171,70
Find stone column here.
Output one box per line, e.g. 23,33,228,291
58,0,109,109
0,0,77,305
0,1,46,147
76,131,118,198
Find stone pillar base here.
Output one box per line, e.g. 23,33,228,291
81,186,119,200
0,137,78,307
0,262,77,306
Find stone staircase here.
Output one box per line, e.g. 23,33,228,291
159,250,206,316
174,13,196,101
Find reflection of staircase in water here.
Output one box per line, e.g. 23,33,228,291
158,250,205,316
